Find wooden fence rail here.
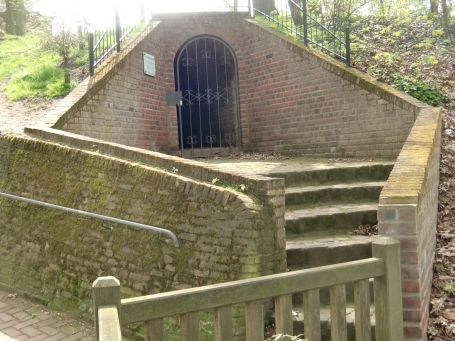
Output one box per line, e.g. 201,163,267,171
92,237,403,341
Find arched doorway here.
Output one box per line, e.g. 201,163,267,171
174,36,240,157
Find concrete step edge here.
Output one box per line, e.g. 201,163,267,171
285,203,378,220
285,181,386,194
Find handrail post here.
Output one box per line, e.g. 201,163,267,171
345,27,350,67
248,0,253,17
140,0,145,23
115,8,121,53
88,33,94,76
303,0,308,45
372,238,404,341
93,276,122,341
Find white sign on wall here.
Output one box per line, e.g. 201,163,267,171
143,52,156,77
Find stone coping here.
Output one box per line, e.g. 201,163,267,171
379,107,442,205
23,126,284,204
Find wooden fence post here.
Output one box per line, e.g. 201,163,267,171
372,237,404,341
93,276,122,341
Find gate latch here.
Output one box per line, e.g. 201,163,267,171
166,91,183,106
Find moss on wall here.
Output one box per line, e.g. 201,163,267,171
0,136,276,325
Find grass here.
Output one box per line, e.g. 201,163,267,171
0,34,47,80
5,61,74,100
0,33,84,100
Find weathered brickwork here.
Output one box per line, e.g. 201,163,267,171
15,13,443,340
34,14,418,158
0,135,285,338
378,107,442,341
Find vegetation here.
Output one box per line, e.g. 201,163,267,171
4,61,73,100
0,15,88,100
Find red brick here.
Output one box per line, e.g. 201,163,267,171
403,324,423,339
401,251,418,264
403,309,423,322
398,208,416,222
402,295,422,309
402,280,420,293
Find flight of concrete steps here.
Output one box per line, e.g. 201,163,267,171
267,161,394,340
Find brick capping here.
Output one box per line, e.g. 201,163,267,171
379,107,441,205
378,106,442,341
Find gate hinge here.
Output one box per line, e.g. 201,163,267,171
166,91,183,106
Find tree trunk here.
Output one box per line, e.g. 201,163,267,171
253,0,276,14
289,0,304,25
441,0,450,29
430,0,439,13
1,0,26,36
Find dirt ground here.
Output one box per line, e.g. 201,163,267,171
0,79,59,137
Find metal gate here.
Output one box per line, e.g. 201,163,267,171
175,36,240,156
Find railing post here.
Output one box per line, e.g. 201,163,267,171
303,0,308,45
140,0,145,23
88,33,94,76
372,238,404,341
93,276,122,341
115,8,121,53
245,300,263,341
248,0,254,17
275,295,293,335
345,27,350,67
144,319,164,341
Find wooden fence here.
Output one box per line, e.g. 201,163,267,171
92,237,403,341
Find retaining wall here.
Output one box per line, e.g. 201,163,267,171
33,13,417,157
378,107,442,341
0,135,285,339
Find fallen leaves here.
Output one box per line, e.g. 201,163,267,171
349,223,378,236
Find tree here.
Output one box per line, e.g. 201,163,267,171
253,0,276,14
0,0,26,35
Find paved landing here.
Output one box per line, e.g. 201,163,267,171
202,157,394,176
0,289,94,341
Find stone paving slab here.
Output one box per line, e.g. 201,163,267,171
285,203,378,219
0,289,95,341
202,158,394,176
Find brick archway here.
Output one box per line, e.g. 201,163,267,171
174,36,241,156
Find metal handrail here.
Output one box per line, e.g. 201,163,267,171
254,0,350,66
0,192,179,247
89,11,147,76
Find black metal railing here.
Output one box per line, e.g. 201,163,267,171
88,9,147,76
254,0,350,66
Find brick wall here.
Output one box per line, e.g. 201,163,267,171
33,13,419,158
0,135,285,338
240,20,415,157
378,107,442,341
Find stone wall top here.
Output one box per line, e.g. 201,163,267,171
379,107,442,205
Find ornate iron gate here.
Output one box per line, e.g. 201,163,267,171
175,36,240,155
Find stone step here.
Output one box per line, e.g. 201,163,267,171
268,162,394,187
285,181,385,207
290,303,376,341
285,204,378,237
286,235,377,305
286,235,378,270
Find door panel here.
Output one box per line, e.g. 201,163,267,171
176,36,239,152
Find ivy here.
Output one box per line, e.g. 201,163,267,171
392,74,445,107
